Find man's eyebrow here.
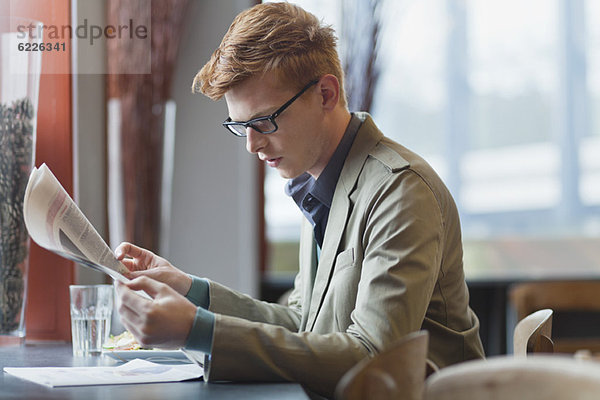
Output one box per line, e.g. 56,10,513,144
232,106,279,122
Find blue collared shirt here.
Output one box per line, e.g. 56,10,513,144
285,113,361,248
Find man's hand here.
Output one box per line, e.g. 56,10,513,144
115,277,197,349
115,242,192,296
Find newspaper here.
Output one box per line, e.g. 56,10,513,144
23,163,129,282
3,358,203,387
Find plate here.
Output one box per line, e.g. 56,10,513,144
102,349,192,363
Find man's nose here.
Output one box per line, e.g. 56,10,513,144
245,127,267,154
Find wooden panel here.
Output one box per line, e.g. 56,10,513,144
4,0,74,341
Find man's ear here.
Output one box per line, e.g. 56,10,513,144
318,74,340,111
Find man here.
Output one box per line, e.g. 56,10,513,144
115,2,485,398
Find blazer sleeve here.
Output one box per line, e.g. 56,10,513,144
207,280,301,333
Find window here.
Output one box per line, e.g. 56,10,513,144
263,0,600,281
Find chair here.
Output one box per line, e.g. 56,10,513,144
509,281,600,353
424,355,600,400
335,331,429,400
513,309,554,356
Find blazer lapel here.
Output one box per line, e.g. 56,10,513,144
298,218,317,331
306,113,383,330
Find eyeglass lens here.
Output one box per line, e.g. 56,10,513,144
230,118,276,136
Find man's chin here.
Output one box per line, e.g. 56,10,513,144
278,169,304,180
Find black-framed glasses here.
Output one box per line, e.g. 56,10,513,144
223,79,319,137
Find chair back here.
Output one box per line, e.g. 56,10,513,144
509,281,600,353
513,309,554,356
335,330,429,400
425,355,600,400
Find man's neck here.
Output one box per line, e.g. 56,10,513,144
308,109,352,179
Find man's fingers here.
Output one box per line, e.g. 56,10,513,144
121,257,150,272
114,242,132,260
116,297,143,325
117,307,144,342
115,279,154,310
120,258,137,273
128,267,166,280
128,269,155,279
115,242,150,260
123,276,166,299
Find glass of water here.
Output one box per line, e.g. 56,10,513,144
69,285,113,356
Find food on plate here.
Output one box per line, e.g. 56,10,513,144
103,330,148,351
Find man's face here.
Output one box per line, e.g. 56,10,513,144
224,74,330,179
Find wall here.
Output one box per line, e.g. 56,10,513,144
72,0,107,285
168,0,258,296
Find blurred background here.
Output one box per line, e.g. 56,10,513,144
266,0,600,280
2,0,599,355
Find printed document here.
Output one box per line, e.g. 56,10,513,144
23,163,129,282
4,359,203,387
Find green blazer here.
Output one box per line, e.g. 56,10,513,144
202,113,485,397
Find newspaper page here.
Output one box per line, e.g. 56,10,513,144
23,163,129,282
3,358,203,387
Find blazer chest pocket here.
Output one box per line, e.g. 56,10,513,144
334,248,355,272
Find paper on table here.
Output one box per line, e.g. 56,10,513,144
3,359,203,387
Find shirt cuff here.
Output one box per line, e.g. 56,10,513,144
185,307,215,354
185,275,210,309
